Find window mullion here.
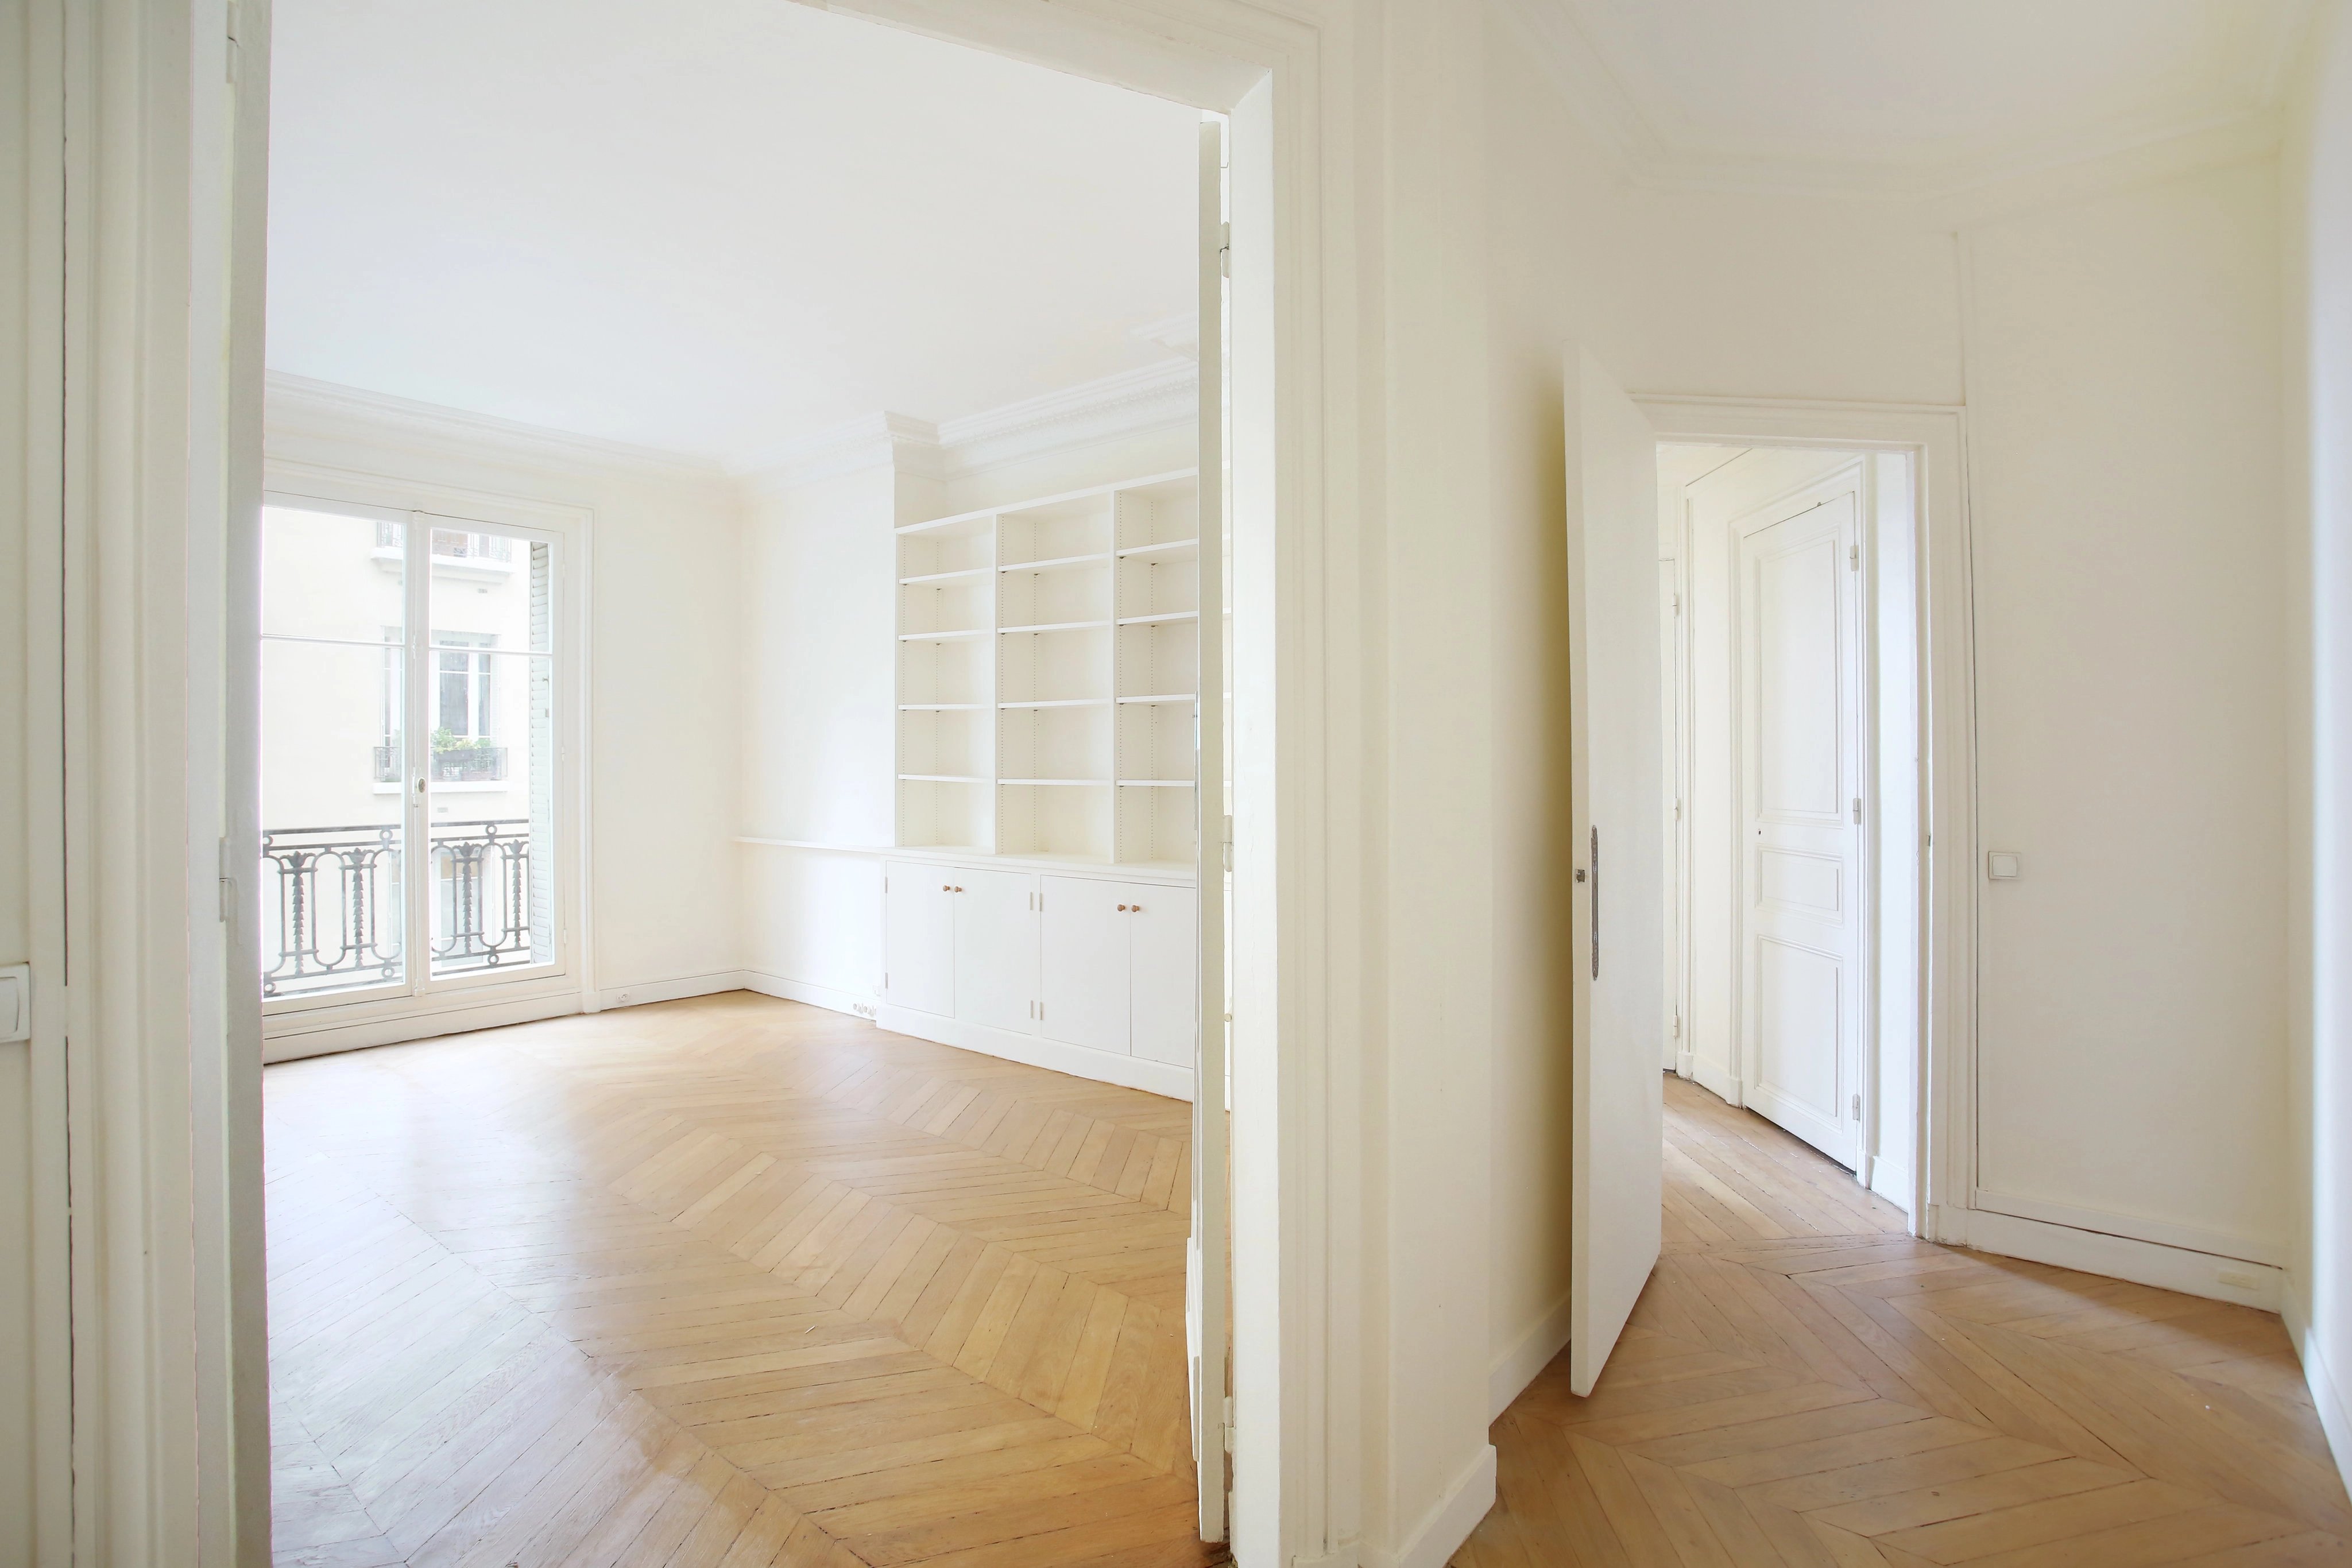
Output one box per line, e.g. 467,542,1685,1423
405,512,432,994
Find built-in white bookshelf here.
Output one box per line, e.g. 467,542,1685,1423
896,470,1200,869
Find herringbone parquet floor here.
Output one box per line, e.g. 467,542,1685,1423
1452,1077,2352,1567
265,990,1223,1568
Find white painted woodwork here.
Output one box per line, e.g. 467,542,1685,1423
952,867,1038,1035
882,863,955,1017
1189,109,1231,1540
896,471,1201,868
1739,485,1865,1169
1040,874,1131,1053
1563,347,1666,1397
1658,556,1683,1073
1130,883,1200,1069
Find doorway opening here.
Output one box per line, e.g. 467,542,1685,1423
249,5,1245,1561
1658,437,1928,1218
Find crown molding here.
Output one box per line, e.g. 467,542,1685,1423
1488,0,2316,206
934,359,1196,477
269,358,1199,498
1129,311,1202,361
728,411,947,488
264,370,725,482
734,359,1197,489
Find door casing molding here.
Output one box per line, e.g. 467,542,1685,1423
1637,396,1978,1237
90,1,1364,1565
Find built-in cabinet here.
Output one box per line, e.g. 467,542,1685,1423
883,471,1204,1100
880,857,1196,1097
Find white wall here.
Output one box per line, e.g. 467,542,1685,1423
1964,165,2287,1264
2288,0,2352,1487
1482,13,2295,1389
264,396,746,1004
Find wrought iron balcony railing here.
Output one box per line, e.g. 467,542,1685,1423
261,818,539,998
372,743,508,784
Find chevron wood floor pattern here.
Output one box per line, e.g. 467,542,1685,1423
265,990,1225,1568
1452,1077,2351,1568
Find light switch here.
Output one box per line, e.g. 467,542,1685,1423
0,964,28,1043
1986,851,2022,881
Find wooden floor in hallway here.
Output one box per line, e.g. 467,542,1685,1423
265,991,1224,1568
1453,1077,2351,1567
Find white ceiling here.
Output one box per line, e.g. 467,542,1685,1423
266,0,1200,464
1520,0,2314,195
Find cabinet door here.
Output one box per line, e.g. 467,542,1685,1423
1125,882,1198,1068
954,868,1038,1035
1039,875,1129,1054
882,862,955,1016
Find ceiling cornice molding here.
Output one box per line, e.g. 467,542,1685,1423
729,411,946,488
1487,0,2314,206
264,370,725,483
268,359,1198,499
734,359,1198,490
934,359,1196,479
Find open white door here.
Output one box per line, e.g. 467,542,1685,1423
1565,346,1666,1396
1187,115,1231,1543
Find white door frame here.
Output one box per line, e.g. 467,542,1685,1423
59,0,1363,1563
1639,396,1976,1238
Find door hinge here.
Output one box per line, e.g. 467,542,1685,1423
1852,1093,1862,1119
1672,1009,1682,1039
1222,1395,1235,1453
1848,543,1859,571
225,0,240,80
217,838,237,928
1852,797,1862,824
1218,222,1231,279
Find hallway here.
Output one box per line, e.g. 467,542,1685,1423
264,992,1221,1568
1454,1079,2350,1566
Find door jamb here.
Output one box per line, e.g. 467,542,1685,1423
1638,396,1976,1239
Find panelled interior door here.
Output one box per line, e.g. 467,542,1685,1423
1738,479,1865,1168
1564,346,1666,1396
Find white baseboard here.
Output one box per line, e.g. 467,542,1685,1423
1364,1445,1497,1568
1490,1293,1573,1421
1869,1151,1914,1215
2283,1279,2352,1503
1958,1206,2281,1311
876,1004,1193,1101
1972,1187,2285,1268
597,969,752,1011
741,970,879,1021
264,990,583,1063
1689,1055,1740,1107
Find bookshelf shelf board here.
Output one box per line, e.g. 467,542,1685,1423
999,552,1110,573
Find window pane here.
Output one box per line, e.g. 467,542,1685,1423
263,505,404,639
260,504,408,999
428,528,554,978
260,640,405,999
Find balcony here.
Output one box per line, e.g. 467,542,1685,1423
373,742,508,784
260,818,541,998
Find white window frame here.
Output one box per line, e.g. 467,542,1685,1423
258,470,592,1054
